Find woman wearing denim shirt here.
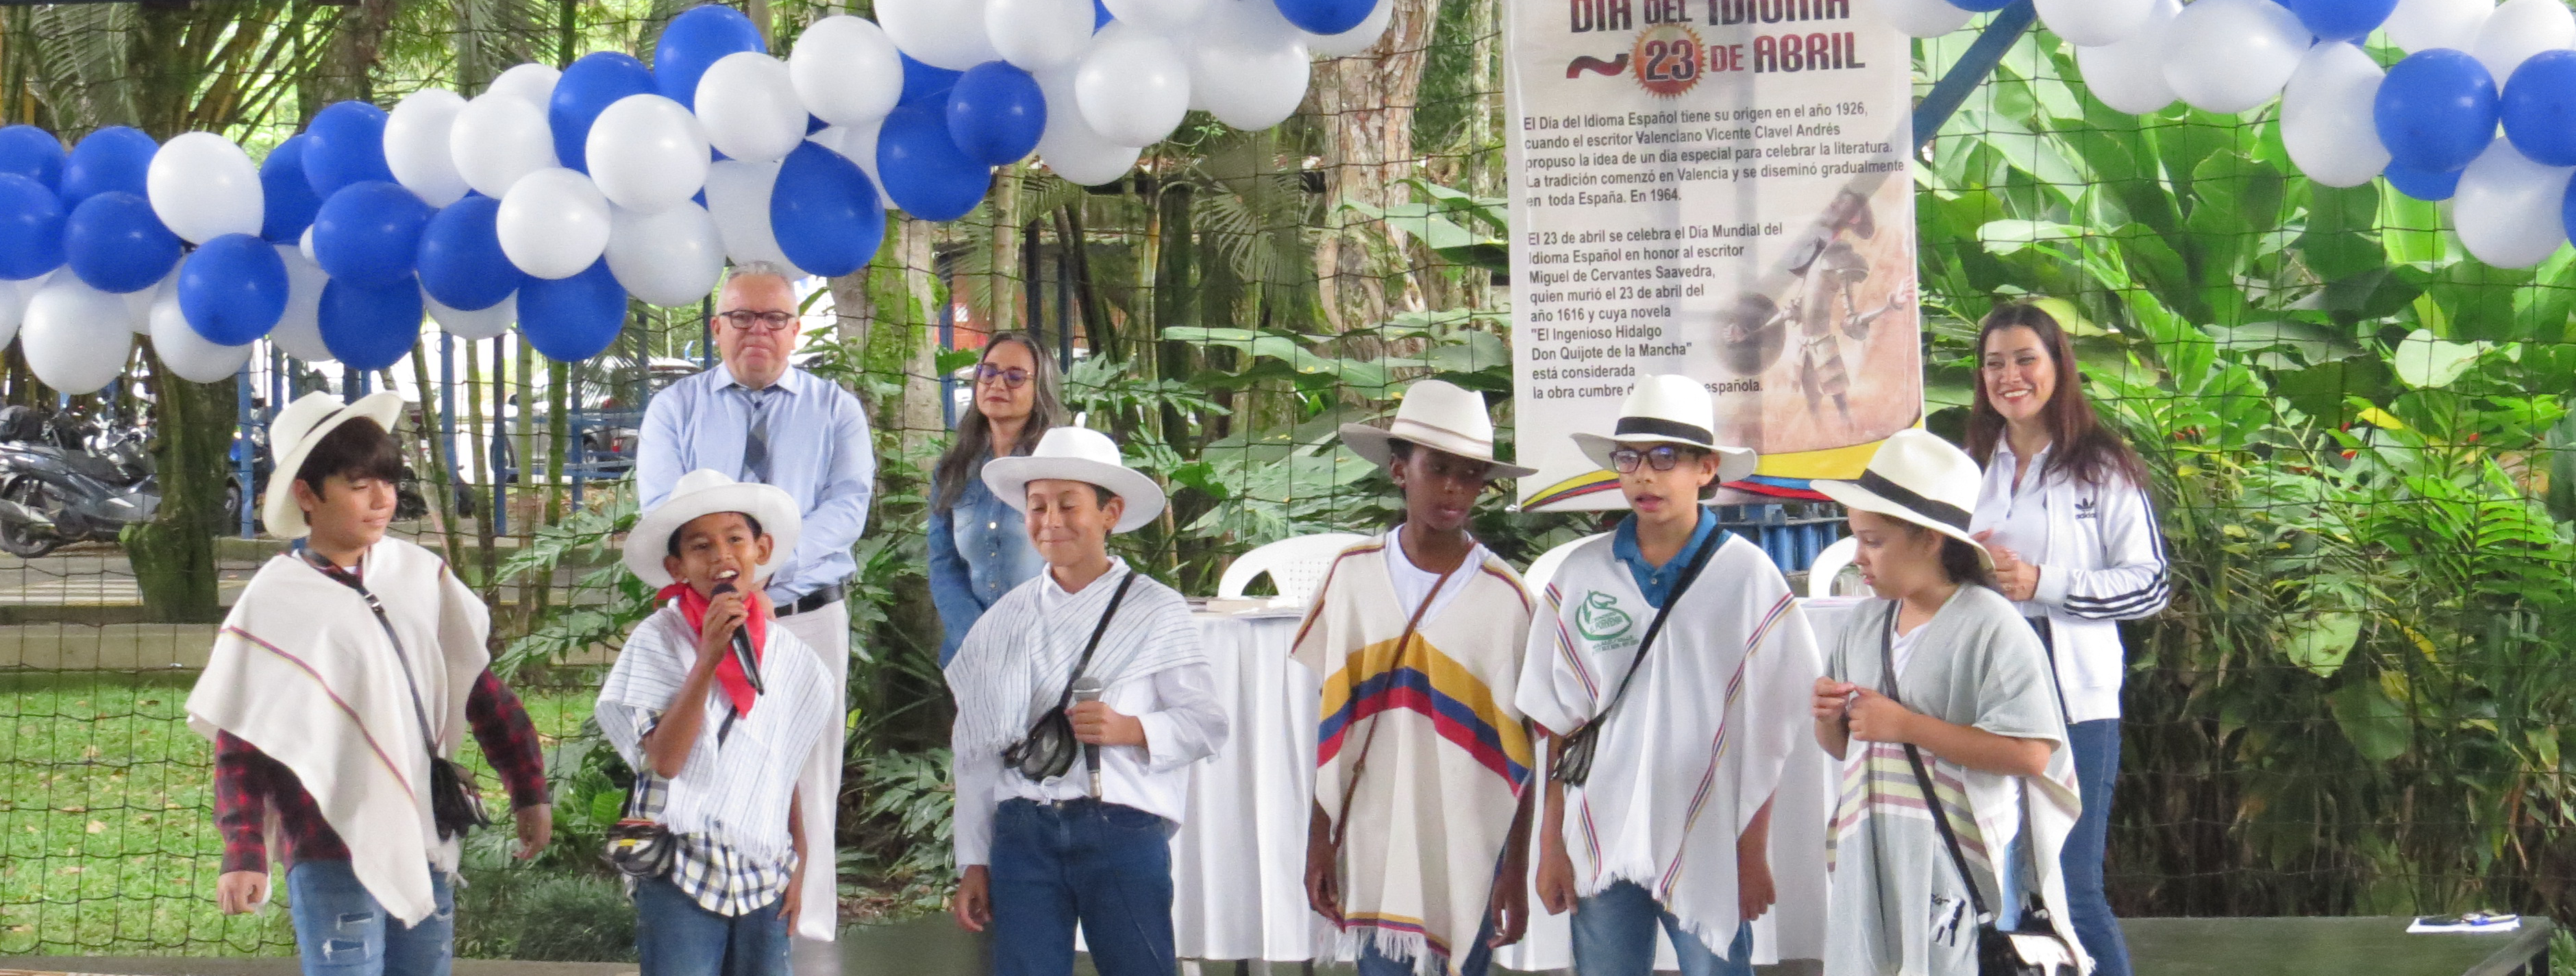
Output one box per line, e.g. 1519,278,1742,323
928,332,1067,666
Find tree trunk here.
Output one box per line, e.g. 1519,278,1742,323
126,354,234,623
1310,0,1441,330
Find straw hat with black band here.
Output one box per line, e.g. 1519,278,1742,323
1571,374,1758,487
1339,378,1537,479
982,426,1167,533
262,391,408,540
1811,428,1995,570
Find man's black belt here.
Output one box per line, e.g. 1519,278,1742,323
775,583,845,617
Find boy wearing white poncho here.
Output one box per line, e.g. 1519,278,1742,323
1518,376,1822,976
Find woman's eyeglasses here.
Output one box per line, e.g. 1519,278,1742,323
718,310,797,332
1609,445,1693,473
977,364,1031,389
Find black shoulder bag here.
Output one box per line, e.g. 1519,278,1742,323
1552,532,1722,787
1003,571,1140,781
1875,603,2080,976
298,544,492,842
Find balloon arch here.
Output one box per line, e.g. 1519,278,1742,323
0,0,2558,393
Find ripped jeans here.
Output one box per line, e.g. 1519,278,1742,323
286,860,454,976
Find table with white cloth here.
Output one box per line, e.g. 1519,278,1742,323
1165,598,1870,969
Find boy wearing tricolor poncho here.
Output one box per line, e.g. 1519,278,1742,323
1517,376,1822,976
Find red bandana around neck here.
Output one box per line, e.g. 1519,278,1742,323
658,581,769,715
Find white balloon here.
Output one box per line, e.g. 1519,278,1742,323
1076,24,1192,147
702,158,799,271
297,225,317,265
486,63,562,108
0,272,49,346
1035,69,1143,184
2281,43,2391,188
587,94,711,213
878,0,1002,71
451,92,560,199
145,132,263,245
1104,0,1211,35
1188,0,1311,130
2161,0,2307,114
695,52,810,163
427,290,515,340
384,88,472,207
813,125,898,208
791,16,907,126
2453,138,2572,267
605,204,726,306
2079,0,2181,113
2473,0,2574,84
2386,0,2494,52
496,168,612,280
271,245,332,363
1879,0,1975,38
2036,0,2154,46
1304,0,1396,56
149,282,254,383
988,0,1098,71
23,275,133,395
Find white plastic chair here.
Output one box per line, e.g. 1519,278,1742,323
1216,532,1373,603
1520,532,1609,596
1807,535,1860,598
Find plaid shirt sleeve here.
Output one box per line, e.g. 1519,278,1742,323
465,669,552,810
212,731,271,874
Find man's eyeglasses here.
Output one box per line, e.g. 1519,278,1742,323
1609,445,1696,473
717,310,797,332
976,365,1031,389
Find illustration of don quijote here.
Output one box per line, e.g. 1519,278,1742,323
1715,188,1909,430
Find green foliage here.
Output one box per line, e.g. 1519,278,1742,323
843,748,956,914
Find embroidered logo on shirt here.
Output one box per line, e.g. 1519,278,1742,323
1575,591,1634,643
2075,496,2101,520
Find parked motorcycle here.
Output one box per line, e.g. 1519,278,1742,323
0,405,159,558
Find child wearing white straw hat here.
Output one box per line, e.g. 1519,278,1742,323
1808,429,2090,976
1296,379,1540,976
595,469,837,976
1516,375,1821,976
943,426,1229,976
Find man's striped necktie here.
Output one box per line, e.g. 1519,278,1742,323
741,389,772,484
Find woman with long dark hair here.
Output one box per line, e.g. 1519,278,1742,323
928,332,1069,666
1964,302,2169,976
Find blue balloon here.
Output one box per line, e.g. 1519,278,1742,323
311,181,434,289
2503,50,2576,167
177,234,290,345
1094,0,1111,29
808,114,830,134
319,275,424,371
260,134,325,243
552,51,658,172
1275,0,1382,33
417,195,526,311
63,191,179,293
0,127,66,192
2385,160,2462,200
60,127,156,209
304,101,396,199
656,5,766,110
518,259,627,361
2281,0,2400,41
900,53,963,107
2377,49,2499,175
0,174,65,280
947,62,1048,167
771,141,888,277
878,103,991,222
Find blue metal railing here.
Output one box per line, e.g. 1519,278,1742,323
1713,502,1846,574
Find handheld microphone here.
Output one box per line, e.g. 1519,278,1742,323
710,577,764,694
1070,676,1106,798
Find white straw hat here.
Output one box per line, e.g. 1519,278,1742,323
623,469,804,588
262,391,407,540
1811,429,1994,570
1338,379,1537,479
982,426,1166,534
1571,374,1757,485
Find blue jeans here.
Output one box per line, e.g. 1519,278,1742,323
2063,718,2131,976
1356,913,1496,976
284,860,453,976
632,875,791,976
1569,880,1753,976
989,798,1176,976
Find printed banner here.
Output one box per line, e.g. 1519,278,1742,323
1505,0,1922,511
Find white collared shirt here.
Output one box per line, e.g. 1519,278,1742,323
1381,526,1485,622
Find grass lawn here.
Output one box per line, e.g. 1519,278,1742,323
0,670,603,957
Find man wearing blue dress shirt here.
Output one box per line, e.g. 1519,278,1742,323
636,262,876,948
